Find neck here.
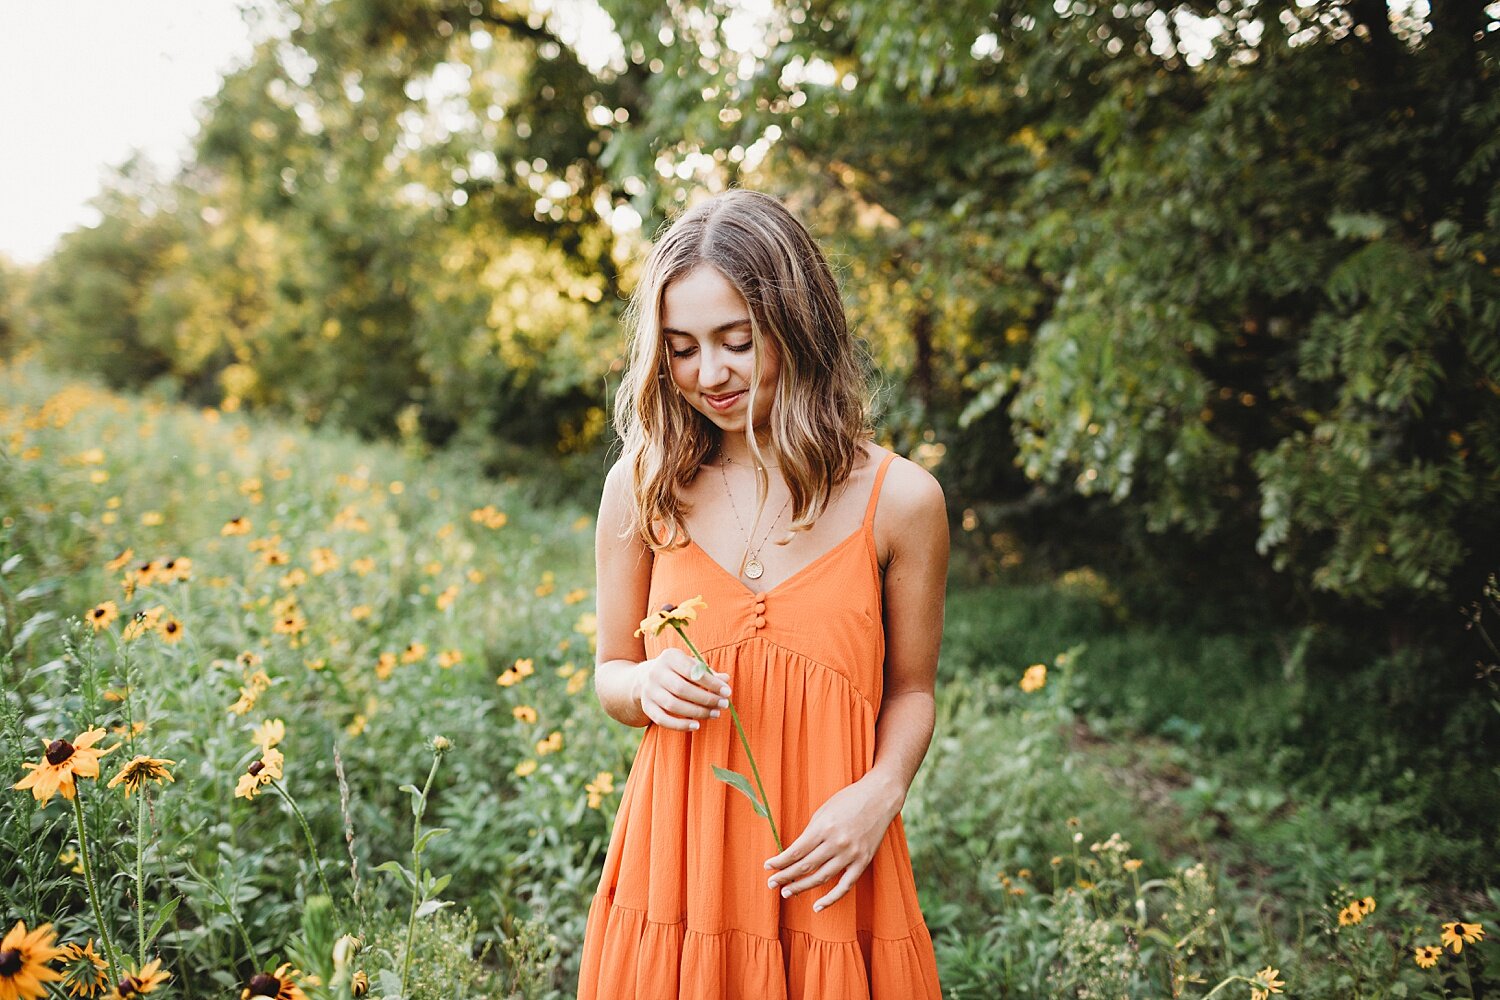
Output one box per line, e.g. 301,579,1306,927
715,433,776,468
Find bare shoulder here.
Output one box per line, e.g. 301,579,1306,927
598,456,643,544
867,445,948,568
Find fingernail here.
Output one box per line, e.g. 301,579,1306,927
709,709,720,718
717,698,728,709
767,878,776,888
813,904,823,912
720,687,731,697
764,862,772,870
689,721,699,730
781,888,792,898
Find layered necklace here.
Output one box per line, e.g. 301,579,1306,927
717,453,791,581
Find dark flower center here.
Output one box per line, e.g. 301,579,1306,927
660,603,677,612
247,761,265,777
0,947,21,974
46,738,76,766
118,975,143,996
247,972,281,994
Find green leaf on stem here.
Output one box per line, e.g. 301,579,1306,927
713,766,769,819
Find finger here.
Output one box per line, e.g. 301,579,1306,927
656,691,718,722
764,829,818,874
641,698,695,732
811,862,866,913
767,839,834,888
661,671,726,710
778,850,844,898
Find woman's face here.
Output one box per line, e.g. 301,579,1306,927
660,263,779,437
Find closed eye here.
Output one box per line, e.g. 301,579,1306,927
668,342,753,358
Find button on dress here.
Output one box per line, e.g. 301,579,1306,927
577,451,942,999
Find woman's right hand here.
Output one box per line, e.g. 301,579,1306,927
632,647,732,732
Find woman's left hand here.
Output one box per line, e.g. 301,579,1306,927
763,774,904,913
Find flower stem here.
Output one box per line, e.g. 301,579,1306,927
72,793,122,977
135,790,147,965
671,623,782,851
270,777,333,902
401,752,443,994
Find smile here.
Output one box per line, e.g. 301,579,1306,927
703,390,746,411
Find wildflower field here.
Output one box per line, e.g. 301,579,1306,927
1,351,1495,999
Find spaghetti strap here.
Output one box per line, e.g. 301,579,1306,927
863,450,898,529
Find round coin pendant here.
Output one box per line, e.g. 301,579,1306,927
743,559,764,580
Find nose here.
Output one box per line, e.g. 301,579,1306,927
697,345,732,390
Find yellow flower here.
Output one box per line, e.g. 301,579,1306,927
435,585,459,611
239,963,309,1000
105,548,134,572
13,728,119,803
1338,904,1359,926
401,642,427,664
585,770,615,809
351,557,376,576
436,649,462,669
273,609,306,636
634,596,708,638
251,719,285,751
535,571,556,597
154,616,185,644
536,731,563,756
375,653,397,680
107,755,176,798
309,548,339,575
1253,965,1285,994
237,651,263,670
514,759,538,777
108,958,170,996
159,557,191,583
59,937,109,997
122,606,166,642
87,601,119,632
1413,944,1442,968
512,706,538,724
0,919,66,998
57,848,83,874
1123,858,1142,872
222,516,252,536
1020,663,1047,693
345,714,368,738
515,658,535,677
564,588,589,605
566,669,590,696
1358,896,1376,916
1441,921,1484,953
234,748,284,800
279,568,307,589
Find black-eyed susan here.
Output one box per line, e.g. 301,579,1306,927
159,557,191,583
536,731,563,756
87,601,119,632
153,616,184,644
436,649,462,669
58,938,109,997
239,963,309,1000
512,705,538,724
350,970,368,997
107,755,175,798
272,609,306,636
351,557,376,576
13,728,119,803
375,653,397,680
108,958,169,997
1413,944,1442,968
251,719,284,752
564,587,589,605
585,770,615,809
400,641,427,664
435,585,459,611
105,549,134,572
514,759,538,777
121,606,165,643
237,651,263,670
222,516,253,536
1440,920,1484,953
514,658,535,678
0,919,65,999
1252,965,1285,995
234,748,284,800
1019,663,1047,693
634,596,708,638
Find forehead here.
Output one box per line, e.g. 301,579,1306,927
660,264,750,335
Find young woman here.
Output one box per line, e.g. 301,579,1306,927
578,189,948,998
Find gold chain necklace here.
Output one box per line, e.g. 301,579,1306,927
717,459,791,581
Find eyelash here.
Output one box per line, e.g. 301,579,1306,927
670,342,753,358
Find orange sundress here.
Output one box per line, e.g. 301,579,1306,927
576,451,942,999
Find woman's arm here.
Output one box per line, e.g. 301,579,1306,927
592,459,655,728
763,455,949,912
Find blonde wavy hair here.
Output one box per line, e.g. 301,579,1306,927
614,188,873,553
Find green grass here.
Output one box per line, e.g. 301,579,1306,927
2,350,1496,999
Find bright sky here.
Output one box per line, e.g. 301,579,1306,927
0,2,272,265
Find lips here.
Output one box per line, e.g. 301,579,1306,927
702,389,746,411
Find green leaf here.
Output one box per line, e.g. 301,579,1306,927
712,766,769,819
414,827,450,854
415,898,454,919
145,895,181,946
372,860,417,890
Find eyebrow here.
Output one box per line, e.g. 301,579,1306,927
661,318,751,337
